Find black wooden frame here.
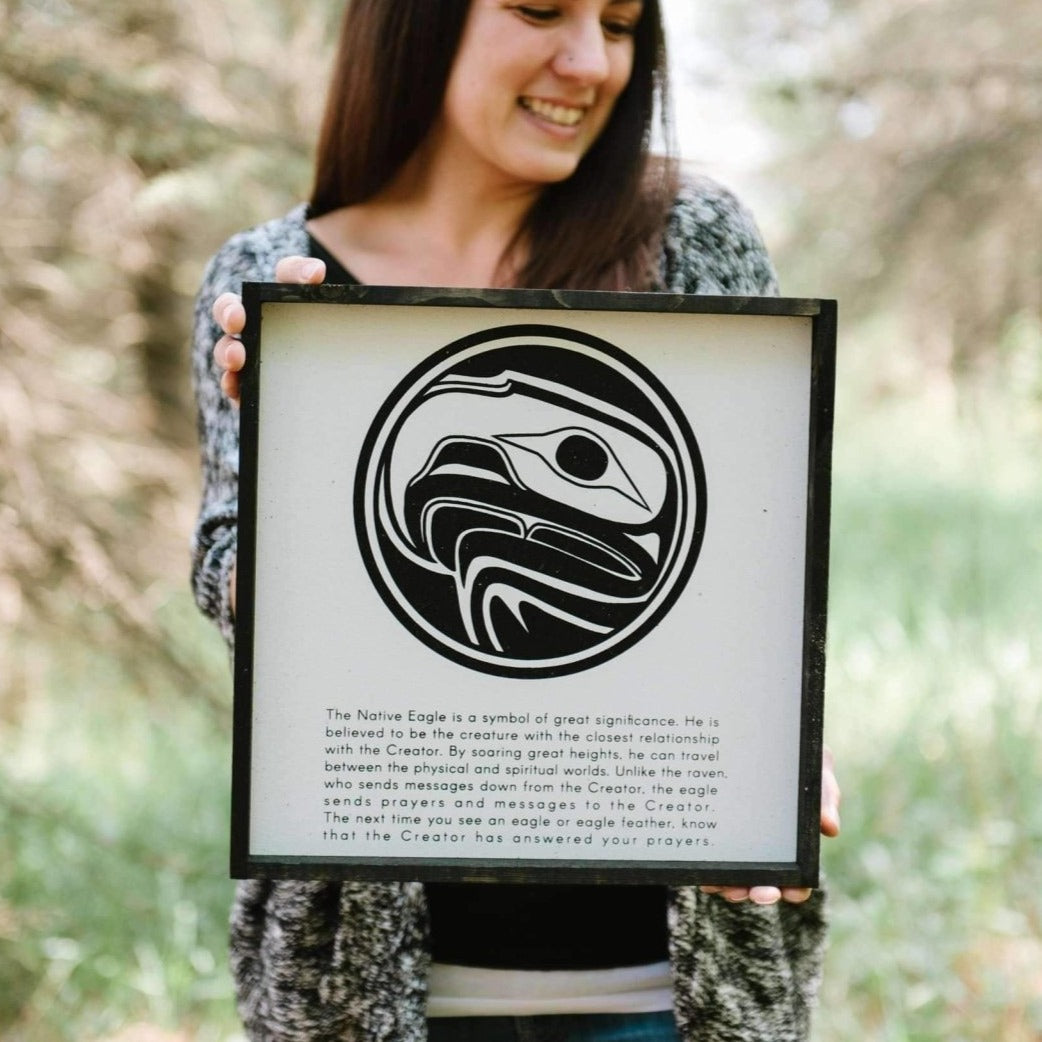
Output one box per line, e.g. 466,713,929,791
231,285,837,887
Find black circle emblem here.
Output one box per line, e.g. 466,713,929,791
355,325,706,677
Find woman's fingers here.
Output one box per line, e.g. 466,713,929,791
820,745,842,838
699,884,813,906
213,256,325,340
274,255,326,284
210,257,324,408
748,887,783,905
212,292,246,335
220,368,241,404
214,334,246,405
212,295,245,407
700,885,749,902
700,747,839,906
214,334,246,372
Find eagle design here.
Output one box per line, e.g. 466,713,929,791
358,334,702,675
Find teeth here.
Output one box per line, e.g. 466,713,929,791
522,98,584,127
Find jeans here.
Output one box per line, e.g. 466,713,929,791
427,1011,680,1042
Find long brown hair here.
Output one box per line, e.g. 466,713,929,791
310,0,678,291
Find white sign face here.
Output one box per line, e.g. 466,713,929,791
233,288,834,886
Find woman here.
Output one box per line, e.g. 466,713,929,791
193,2,841,1040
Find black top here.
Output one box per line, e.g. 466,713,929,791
307,232,670,971
425,882,669,970
308,234,359,284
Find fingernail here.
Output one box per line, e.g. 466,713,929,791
302,260,322,280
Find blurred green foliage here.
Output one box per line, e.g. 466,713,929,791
816,378,1042,1041
0,599,238,1040
710,0,1042,389
1,0,335,702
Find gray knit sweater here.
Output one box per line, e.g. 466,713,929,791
191,176,827,1042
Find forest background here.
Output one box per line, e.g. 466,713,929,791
1,0,1040,1039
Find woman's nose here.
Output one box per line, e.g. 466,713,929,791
551,18,611,83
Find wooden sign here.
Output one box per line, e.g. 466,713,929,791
231,285,836,887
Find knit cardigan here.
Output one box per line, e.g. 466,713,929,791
191,176,828,1042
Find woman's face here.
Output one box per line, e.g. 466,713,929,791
436,0,644,193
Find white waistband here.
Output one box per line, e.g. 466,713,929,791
427,961,673,1018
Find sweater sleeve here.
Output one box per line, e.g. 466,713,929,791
658,175,779,298
189,206,310,647
669,887,828,1042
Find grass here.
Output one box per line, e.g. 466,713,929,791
814,346,1042,1040
0,602,242,1041
2,350,1040,1040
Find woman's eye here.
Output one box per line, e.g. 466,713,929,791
516,5,560,23
602,19,637,39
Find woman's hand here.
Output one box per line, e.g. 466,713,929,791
699,746,841,906
211,255,327,405
213,256,326,615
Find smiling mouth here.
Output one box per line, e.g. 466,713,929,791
520,97,585,127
